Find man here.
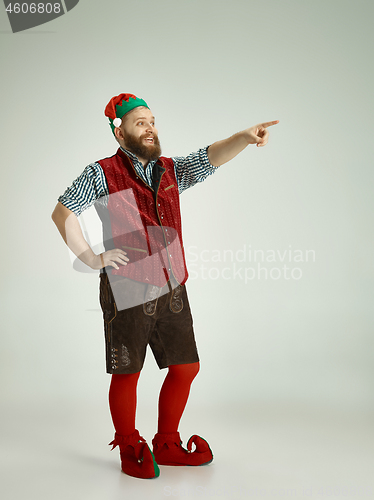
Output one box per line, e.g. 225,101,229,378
52,93,278,479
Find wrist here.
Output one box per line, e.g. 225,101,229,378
83,251,101,270
240,129,253,145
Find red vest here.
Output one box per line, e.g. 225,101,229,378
96,148,188,286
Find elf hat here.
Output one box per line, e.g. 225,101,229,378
105,93,149,134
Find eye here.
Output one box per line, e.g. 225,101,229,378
138,121,143,126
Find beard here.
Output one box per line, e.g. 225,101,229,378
123,131,162,162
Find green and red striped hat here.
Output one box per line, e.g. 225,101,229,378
105,93,149,134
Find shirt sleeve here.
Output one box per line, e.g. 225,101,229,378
172,146,219,194
57,162,109,217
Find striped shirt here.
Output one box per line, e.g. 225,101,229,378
58,146,218,216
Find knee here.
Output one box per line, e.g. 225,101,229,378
168,361,200,382
190,361,200,379
110,371,141,387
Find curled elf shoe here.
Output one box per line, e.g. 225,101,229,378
109,429,160,479
152,432,213,466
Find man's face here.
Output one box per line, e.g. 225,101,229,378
120,106,161,162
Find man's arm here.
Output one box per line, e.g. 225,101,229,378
172,147,218,194
51,202,128,270
207,120,279,167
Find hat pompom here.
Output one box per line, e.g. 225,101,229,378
113,117,122,128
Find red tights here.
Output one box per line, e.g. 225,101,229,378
109,362,200,436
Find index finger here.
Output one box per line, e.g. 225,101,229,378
260,120,280,128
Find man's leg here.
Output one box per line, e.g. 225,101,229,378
157,362,200,433
109,372,140,435
100,274,160,478
108,371,160,479
153,361,213,466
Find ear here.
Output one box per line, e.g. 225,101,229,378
114,126,123,141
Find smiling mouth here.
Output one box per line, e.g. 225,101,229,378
144,136,154,144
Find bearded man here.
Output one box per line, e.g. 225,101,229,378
52,93,278,479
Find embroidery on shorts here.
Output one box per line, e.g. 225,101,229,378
143,285,160,316
170,285,183,313
121,345,131,367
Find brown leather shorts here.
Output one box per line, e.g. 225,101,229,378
99,273,199,374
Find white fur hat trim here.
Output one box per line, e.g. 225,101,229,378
113,118,122,127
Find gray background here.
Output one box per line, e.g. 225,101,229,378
1,1,373,499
